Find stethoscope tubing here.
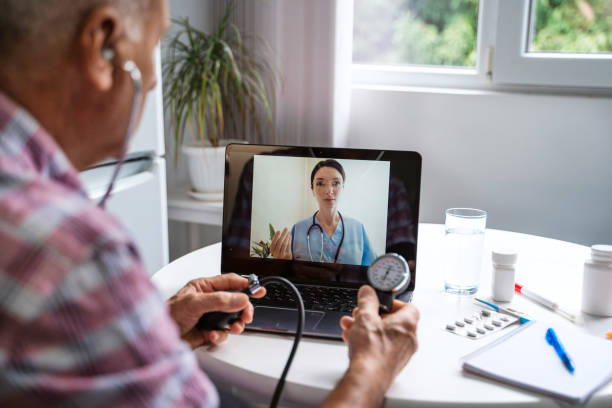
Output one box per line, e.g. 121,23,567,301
98,61,143,208
306,211,345,263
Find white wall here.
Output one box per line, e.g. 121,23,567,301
165,0,612,259
349,87,612,246
250,156,389,255
251,156,309,248
165,0,220,261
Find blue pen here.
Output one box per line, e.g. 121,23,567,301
546,328,575,374
474,298,531,324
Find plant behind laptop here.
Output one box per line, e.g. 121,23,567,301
252,223,276,258
163,0,277,163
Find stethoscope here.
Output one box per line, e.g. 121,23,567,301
306,211,345,263
98,49,143,208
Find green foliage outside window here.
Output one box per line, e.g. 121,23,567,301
532,0,612,53
353,0,478,67
353,0,612,68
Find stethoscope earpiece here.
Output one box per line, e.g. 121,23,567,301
101,47,115,61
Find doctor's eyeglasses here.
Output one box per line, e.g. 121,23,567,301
314,180,343,190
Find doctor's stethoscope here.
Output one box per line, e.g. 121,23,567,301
306,211,345,263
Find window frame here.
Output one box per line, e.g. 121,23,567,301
494,0,612,89
351,0,612,90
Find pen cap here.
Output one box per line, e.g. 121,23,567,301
492,250,518,266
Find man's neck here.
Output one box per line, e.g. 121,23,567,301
1,67,97,170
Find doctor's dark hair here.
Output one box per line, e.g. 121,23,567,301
310,159,345,189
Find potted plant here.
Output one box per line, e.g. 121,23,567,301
163,0,276,199
251,223,276,258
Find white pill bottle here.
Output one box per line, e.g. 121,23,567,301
582,245,612,316
491,250,517,302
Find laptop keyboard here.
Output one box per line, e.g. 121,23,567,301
252,283,358,313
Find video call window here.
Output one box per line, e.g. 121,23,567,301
250,155,390,267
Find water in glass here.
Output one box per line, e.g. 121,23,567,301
443,208,487,295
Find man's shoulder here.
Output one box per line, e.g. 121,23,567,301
0,172,130,268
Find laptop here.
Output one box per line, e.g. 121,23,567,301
221,144,422,339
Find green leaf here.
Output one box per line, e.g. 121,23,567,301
217,0,234,38
269,223,275,240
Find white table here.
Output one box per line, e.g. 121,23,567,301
152,224,612,407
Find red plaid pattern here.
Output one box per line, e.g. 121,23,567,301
0,93,218,407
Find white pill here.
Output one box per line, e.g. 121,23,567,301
467,331,477,337
500,316,509,322
446,324,456,331
464,317,474,324
484,324,494,330
455,321,465,327
482,310,491,317
476,327,486,334
492,320,502,327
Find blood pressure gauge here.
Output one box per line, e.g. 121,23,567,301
367,253,411,313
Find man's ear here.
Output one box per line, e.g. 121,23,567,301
78,6,123,91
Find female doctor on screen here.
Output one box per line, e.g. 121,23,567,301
270,159,377,266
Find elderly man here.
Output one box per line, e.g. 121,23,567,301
0,0,419,407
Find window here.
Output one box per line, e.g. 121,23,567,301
495,0,612,88
529,0,612,54
353,0,479,68
352,0,612,89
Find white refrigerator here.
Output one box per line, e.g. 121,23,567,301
79,48,169,276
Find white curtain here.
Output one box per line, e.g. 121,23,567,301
213,0,354,147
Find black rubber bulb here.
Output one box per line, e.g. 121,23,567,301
195,274,262,332
196,310,242,331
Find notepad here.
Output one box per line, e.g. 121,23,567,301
462,320,612,405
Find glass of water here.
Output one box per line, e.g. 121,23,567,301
443,208,487,295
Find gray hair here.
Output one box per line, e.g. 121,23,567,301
0,0,151,66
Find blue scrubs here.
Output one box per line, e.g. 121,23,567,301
291,215,376,266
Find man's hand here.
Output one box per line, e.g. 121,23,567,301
341,285,419,388
270,227,292,260
167,274,266,349
321,285,419,407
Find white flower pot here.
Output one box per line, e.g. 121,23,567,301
182,140,244,197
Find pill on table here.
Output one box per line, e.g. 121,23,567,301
446,324,456,331
484,324,494,330
476,327,486,334
482,310,491,317
455,321,465,327
467,331,477,337
464,317,474,324
492,320,502,327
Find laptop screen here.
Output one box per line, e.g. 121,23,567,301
222,144,421,292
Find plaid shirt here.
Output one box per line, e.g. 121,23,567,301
0,93,218,407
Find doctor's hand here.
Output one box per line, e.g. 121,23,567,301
270,227,292,260
340,286,419,394
167,274,266,349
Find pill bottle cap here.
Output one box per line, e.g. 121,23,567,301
492,249,518,265
591,245,612,263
